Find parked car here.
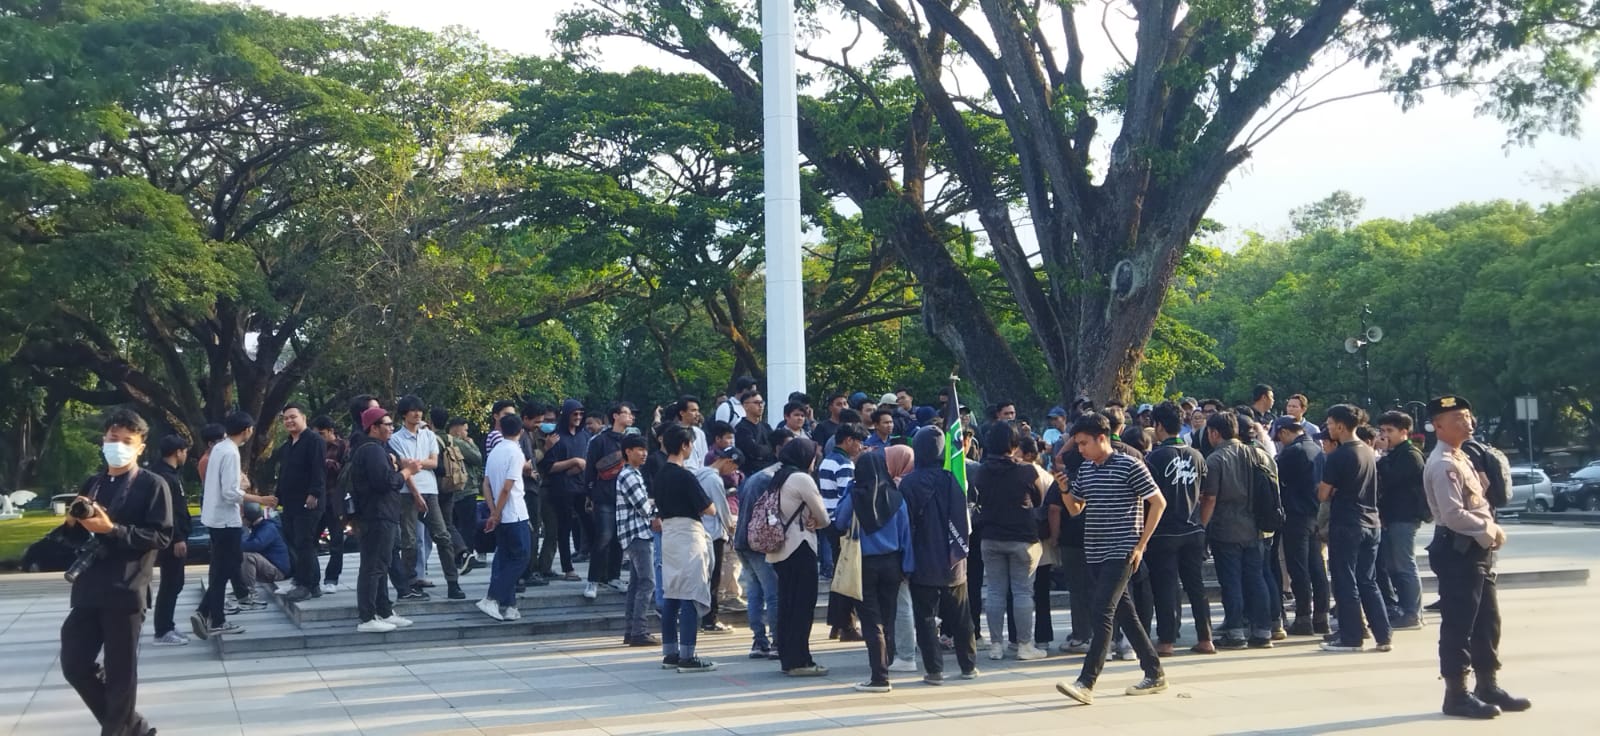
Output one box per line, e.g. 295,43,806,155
1553,464,1600,512
1512,466,1554,513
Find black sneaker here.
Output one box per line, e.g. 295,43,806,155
447,583,466,600
1288,619,1314,636
661,654,680,670
676,657,717,673
1248,637,1274,649
923,672,945,686
283,586,314,603
397,590,430,602
526,573,549,587
1216,635,1249,650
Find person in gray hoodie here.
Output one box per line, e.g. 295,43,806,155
900,427,978,684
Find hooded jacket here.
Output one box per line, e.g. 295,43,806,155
900,428,970,587
548,399,591,497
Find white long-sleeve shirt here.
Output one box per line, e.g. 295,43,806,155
201,439,244,528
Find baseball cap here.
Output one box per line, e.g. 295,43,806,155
1047,406,1067,418
714,445,745,465
880,393,899,406
360,406,390,431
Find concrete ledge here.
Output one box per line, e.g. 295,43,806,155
1520,511,1600,526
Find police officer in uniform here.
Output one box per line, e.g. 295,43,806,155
1422,396,1531,719
60,409,174,736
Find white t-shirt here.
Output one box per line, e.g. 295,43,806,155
484,438,529,523
686,426,709,471
390,424,440,495
713,397,746,426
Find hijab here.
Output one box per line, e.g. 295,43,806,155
884,444,913,485
770,436,818,497
850,451,904,535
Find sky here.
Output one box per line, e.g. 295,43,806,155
244,0,1600,239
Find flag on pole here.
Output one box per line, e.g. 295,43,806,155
944,374,967,493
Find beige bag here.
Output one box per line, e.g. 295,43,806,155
830,517,864,601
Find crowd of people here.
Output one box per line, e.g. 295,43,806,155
54,381,1533,736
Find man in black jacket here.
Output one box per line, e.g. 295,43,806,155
350,406,420,633
582,401,634,598
61,409,174,736
733,390,774,477
1272,418,1329,635
148,435,191,646
1377,410,1429,629
271,402,327,602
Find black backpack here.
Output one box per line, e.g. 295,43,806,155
1248,446,1285,534
1463,440,1512,509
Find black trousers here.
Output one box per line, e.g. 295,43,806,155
856,552,903,685
318,501,345,584
281,505,321,590
587,501,621,583
199,527,242,627
1006,563,1055,645
1059,544,1092,642
1428,536,1501,679
965,530,984,634
912,582,977,676
1282,514,1329,619
61,605,150,736
1148,533,1212,644
357,518,397,623
774,541,819,671
702,539,726,626
535,492,560,575
1078,558,1163,688
552,492,580,573
440,491,467,559
152,547,185,637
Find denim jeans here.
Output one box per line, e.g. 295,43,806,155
1210,538,1272,639
1281,514,1329,619
662,598,700,658
622,537,654,638
1382,521,1422,620
488,520,530,608
1329,525,1392,645
738,549,780,650
652,531,665,613
981,539,1040,646
894,581,916,662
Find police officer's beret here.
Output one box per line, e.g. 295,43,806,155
1427,395,1472,417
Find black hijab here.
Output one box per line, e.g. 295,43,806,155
770,436,818,496
850,451,904,535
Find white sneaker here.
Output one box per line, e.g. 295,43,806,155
583,582,598,600
476,598,506,621
888,657,918,673
357,619,396,633
274,580,297,595
1113,643,1135,660
381,615,414,629
153,630,188,646
988,643,1006,661
1016,643,1048,661
502,606,522,621
320,582,338,595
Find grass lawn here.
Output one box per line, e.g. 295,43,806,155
0,511,62,564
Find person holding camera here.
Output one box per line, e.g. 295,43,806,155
59,409,175,736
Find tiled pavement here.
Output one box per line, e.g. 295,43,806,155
2,523,1598,735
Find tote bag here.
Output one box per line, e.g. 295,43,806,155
830,516,864,601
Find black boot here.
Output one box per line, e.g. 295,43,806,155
447,582,466,600
1312,613,1330,635
1443,675,1501,719
1475,673,1532,713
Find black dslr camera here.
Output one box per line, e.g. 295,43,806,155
63,498,106,583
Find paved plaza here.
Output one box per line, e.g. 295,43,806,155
3,522,1597,736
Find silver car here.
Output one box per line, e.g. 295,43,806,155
1514,467,1555,513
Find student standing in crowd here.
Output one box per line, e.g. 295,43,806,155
312,416,348,593
148,435,191,646
1319,404,1393,653
192,412,276,641
270,402,326,603
831,452,914,693
767,437,831,676
654,425,719,673
349,407,419,633
480,413,532,622
615,433,659,646
1144,402,1214,656
1376,410,1428,630
902,427,978,684
973,422,1047,662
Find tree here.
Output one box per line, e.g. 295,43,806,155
555,0,1598,410
1290,191,1367,235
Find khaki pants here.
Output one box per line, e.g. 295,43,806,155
242,552,286,589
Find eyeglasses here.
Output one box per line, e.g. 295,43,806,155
379,421,395,427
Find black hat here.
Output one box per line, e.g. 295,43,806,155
714,445,745,465
1427,395,1471,417
620,434,647,451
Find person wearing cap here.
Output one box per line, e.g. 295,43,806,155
348,406,422,633
850,391,874,415
193,411,278,641
1423,396,1529,719
1272,416,1330,636
886,391,915,438
239,502,290,590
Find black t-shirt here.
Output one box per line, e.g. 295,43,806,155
1146,440,1206,537
653,463,711,520
1323,440,1380,529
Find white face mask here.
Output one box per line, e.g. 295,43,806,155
102,442,139,469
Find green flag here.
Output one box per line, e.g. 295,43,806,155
944,376,967,493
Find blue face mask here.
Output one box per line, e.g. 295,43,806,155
624,427,641,436
539,422,557,434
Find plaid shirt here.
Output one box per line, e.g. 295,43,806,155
615,465,654,542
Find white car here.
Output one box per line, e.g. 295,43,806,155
1512,467,1554,513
